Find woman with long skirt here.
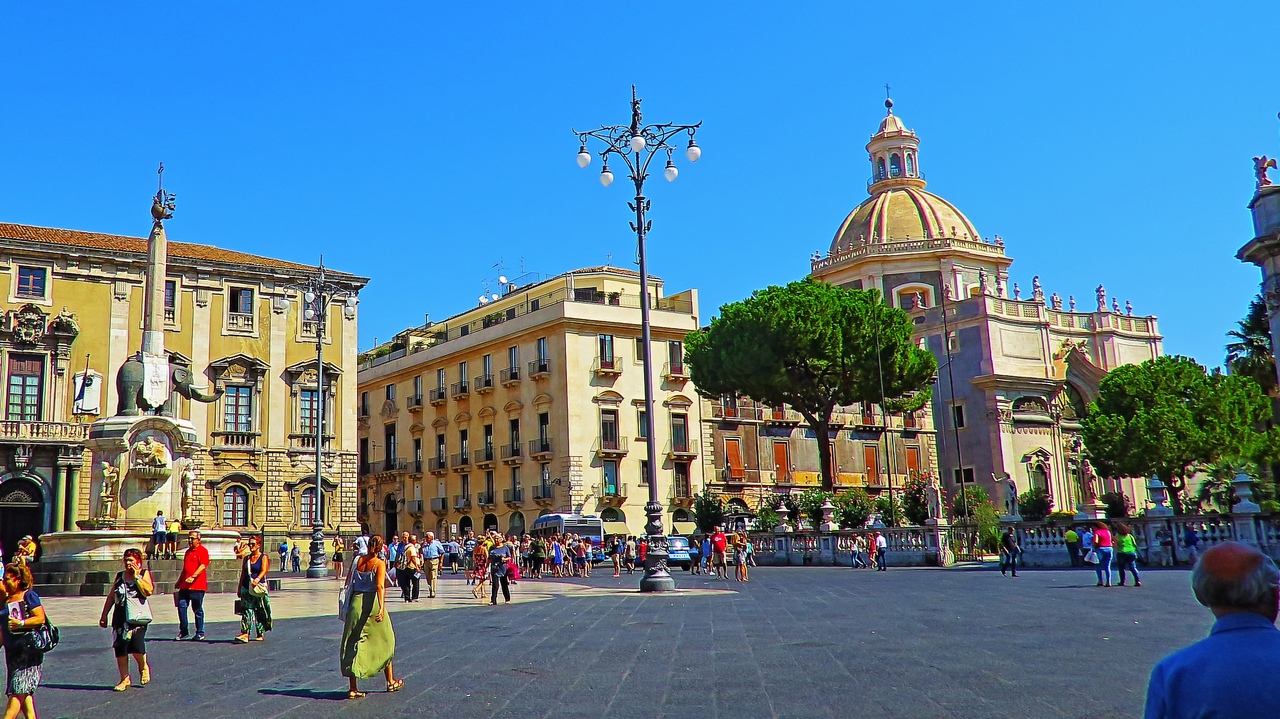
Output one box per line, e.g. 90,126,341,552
340,535,402,699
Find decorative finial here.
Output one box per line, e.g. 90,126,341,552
884,83,893,114
1112,297,1121,314
151,162,175,223
630,84,643,135
1013,282,1021,300
1069,295,1076,311
1254,156,1276,188
1125,300,1134,316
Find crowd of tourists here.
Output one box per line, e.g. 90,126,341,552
993,520,1205,587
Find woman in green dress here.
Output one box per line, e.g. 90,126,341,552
340,534,402,698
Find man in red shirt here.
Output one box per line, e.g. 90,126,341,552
710,527,729,579
176,530,210,641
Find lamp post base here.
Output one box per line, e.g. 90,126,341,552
638,545,676,592
305,523,328,579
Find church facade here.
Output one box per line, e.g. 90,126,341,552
809,100,1162,515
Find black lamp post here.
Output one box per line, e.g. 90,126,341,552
280,257,359,578
574,86,702,592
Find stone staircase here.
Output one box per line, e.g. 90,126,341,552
32,558,245,597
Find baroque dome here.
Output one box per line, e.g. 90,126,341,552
829,187,981,254
827,100,981,254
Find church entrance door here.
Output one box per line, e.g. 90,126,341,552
0,479,44,561
384,494,398,538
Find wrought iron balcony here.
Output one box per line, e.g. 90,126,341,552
533,485,555,505
428,387,448,406
382,457,409,472
474,374,495,394
477,491,497,508
453,494,472,510
528,437,553,459
430,497,449,515
501,443,522,464
663,361,689,381
594,436,628,458
407,394,424,410
450,381,470,399
450,452,472,471
666,439,697,459
428,456,448,474
500,367,521,386
528,358,551,379
474,445,496,467
598,482,627,506
503,487,524,505
593,355,623,377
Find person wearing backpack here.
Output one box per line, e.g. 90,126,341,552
98,548,153,691
2,561,48,718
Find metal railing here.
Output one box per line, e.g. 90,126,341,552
504,487,524,503
529,437,553,457
500,367,521,385
407,394,424,408
501,443,522,461
453,494,472,510
474,374,495,392
528,359,551,378
450,452,471,469
595,436,628,455
450,381,470,398
429,387,448,404
474,445,496,464
428,456,447,472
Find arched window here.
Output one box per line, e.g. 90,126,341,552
906,153,915,176
508,511,526,535
877,158,887,180
672,509,691,522
600,507,622,521
301,488,318,527
458,515,473,534
223,486,249,527
483,513,499,533
889,153,902,177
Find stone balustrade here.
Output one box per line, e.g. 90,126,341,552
746,525,953,567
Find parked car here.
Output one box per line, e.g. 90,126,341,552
667,535,692,571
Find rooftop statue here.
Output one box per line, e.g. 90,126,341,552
1254,156,1276,188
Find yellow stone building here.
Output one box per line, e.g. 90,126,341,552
0,221,367,557
356,266,703,540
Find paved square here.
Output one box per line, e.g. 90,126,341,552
34,566,1210,719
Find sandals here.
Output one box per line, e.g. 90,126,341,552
253,635,265,642
140,666,151,685
387,679,404,692
113,678,131,692
233,634,249,644
348,690,367,700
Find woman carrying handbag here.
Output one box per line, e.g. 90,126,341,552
2,562,48,719
98,548,153,691
234,537,272,643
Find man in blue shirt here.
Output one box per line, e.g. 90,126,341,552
1144,541,1280,719
421,532,445,598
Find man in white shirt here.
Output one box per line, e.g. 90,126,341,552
354,533,370,559
151,511,168,560
874,532,888,571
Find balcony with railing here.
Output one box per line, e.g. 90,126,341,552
598,482,628,507
474,445,496,468
533,485,555,506
430,497,449,515
500,366,521,386
669,480,694,508
450,451,472,471
382,457,410,473
528,358,551,379
452,494,472,511
721,465,747,484
288,433,333,452
663,361,689,382
407,394,424,411
477,491,497,509
0,421,91,444
593,355,623,377
406,499,424,515
503,487,525,506
529,437,553,460
211,430,259,451
227,312,254,332
765,407,803,425
450,381,470,399
428,456,448,475
474,374,495,394
413,458,423,474
666,438,697,459
428,387,448,406
710,404,762,422
501,443,522,464
594,436,628,458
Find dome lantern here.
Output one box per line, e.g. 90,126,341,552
867,95,923,191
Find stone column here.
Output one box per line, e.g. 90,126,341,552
50,464,66,533
1231,472,1261,547
64,462,81,530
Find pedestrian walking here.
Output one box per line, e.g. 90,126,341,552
471,539,490,599
1156,527,1175,567
733,532,748,582
420,532,443,598
99,548,153,691
1183,526,1201,566
622,537,636,575
290,542,301,574
234,536,272,643
1080,526,1095,565
874,531,888,571
1000,527,1019,577
278,539,289,572
700,535,712,575
742,535,753,581
488,537,513,605
1115,523,1142,587
1065,526,1081,567
340,535,402,699
1,562,46,719
150,511,168,560
166,516,181,560
463,531,479,584
851,535,870,569
1142,542,1280,718
445,537,461,574
1093,521,1114,587
176,530,208,641
530,536,546,579
710,527,729,579
332,535,345,578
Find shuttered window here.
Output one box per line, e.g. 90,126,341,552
6,355,43,421
724,438,745,479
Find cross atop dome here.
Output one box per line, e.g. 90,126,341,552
869,94,922,190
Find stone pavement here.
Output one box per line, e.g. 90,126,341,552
33,565,1213,719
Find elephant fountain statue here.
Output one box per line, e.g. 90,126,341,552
115,355,223,416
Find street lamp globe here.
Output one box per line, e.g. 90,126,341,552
576,145,591,168
304,307,316,321
685,138,701,162
599,164,614,187
664,159,678,182
630,134,646,153
345,296,358,308
304,291,316,304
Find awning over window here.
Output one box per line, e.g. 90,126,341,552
725,440,745,479
672,521,698,535
603,521,631,537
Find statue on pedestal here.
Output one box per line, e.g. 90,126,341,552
180,464,196,523
925,475,943,522
1254,155,1276,188
97,462,122,520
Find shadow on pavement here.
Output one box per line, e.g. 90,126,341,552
259,687,349,701
42,683,112,692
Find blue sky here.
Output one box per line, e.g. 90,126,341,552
0,3,1275,367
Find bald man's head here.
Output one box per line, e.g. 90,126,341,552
1192,542,1280,620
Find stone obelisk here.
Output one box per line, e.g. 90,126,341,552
140,166,176,409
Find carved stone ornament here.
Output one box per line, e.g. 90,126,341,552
380,399,398,419
48,307,79,336
9,445,33,472
9,305,46,346
129,434,173,491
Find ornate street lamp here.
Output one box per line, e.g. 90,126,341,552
574,86,702,592
279,257,359,578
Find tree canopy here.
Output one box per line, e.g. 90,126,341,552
1226,294,1276,398
1080,355,1276,513
686,279,936,491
